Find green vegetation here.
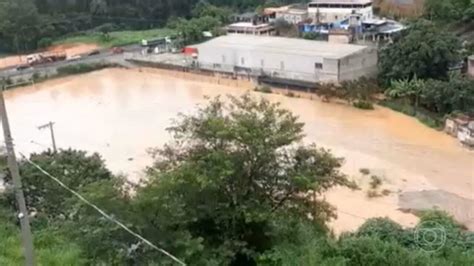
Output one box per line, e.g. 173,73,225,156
379,20,461,84
353,100,374,110
54,28,176,48
316,77,379,110
359,168,371,175
424,0,474,23
56,62,120,76
0,0,288,53
255,85,273,93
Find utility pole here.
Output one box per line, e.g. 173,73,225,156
37,122,57,153
0,82,36,266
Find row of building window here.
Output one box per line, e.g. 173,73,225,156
308,3,372,8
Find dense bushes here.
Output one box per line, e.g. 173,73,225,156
56,62,119,76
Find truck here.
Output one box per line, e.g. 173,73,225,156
26,51,67,66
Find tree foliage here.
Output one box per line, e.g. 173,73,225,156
424,0,473,22
378,20,461,84
387,76,474,115
132,94,351,264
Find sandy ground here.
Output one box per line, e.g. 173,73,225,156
0,43,99,69
3,68,473,234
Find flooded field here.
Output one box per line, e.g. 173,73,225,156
3,68,473,233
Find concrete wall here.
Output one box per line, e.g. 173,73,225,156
308,6,373,23
338,48,378,81
197,45,377,84
468,57,474,78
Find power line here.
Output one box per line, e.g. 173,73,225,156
19,153,186,266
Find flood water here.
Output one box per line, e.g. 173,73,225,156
3,68,473,232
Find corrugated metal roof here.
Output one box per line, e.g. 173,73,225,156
193,35,368,59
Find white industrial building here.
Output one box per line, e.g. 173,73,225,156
192,35,378,84
308,0,374,23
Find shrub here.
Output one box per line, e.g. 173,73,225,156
37,37,53,48
370,175,383,189
255,85,272,93
286,91,296,98
31,72,41,81
366,190,381,198
57,63,117,76
359,168,370,175
353,100,374,110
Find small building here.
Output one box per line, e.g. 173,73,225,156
264,4,309,24
308,0,374,23
226,22,276,36
445,114,474,148
276,8,309,24
192,35,378,84
468,55,474,79
328,29,352,43
458,121,474,147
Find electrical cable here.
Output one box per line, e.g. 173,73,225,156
19,152,186,266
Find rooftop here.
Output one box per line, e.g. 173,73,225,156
193,35,368,59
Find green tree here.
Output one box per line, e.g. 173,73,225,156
132,94,351,264
4,149,115,223
0,0,42,52
424,0,472,22
378,20,461,84
192,1,232,23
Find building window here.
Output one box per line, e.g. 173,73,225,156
213,63,221,68
280,61,285,70
241,57,245,65
315,63,323,69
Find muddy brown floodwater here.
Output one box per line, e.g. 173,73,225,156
3,68,473,233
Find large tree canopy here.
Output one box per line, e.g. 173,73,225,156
378,20,461,84
132,94,351,264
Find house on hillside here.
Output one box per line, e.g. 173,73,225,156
307,0,374,23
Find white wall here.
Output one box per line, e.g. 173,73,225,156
308,6,373,23
338,48,378,81
196,45,377,84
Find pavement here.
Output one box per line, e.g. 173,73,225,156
0,44,143,80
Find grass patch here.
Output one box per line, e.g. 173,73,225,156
380,100,443,129
353,100,374,110
54,28,176,48
254,85,272,93
369,175,383,189
56,62,119,76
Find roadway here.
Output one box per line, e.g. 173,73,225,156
0,44,143,80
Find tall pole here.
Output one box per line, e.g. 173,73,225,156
0,83,36,266
37,122,57,153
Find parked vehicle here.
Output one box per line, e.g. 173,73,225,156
88,50,100,56
26,51,66,66
15,64,31,71
111,47,124,54
67,55,82,61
